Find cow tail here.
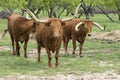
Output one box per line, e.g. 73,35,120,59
1,29,8,39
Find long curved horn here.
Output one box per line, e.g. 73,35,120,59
62,3,81,22
26,9,49,23
75,22,83,31
73,3,82,17
93,22,104,30
38,19,49,23
62,17,74,22
26,9,39,22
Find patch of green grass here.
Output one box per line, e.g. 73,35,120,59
0,19,7,32
0,40,120,76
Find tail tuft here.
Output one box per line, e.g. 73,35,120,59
1,29,8,39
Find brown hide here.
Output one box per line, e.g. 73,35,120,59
8,14,36,58
36,18,63,68
63,19,94,57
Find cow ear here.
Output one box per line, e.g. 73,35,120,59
61,22,65,26
45,21,51,27
33,22,40,28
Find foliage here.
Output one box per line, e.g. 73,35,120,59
0,0,120,20
0,0,27,12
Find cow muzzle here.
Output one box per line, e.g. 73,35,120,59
88,33,91,36
53,32,60,38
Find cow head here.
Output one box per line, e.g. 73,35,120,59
44,18,65,38
24,18,36,34
75,20,104,36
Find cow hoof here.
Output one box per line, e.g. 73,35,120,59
16,53,20,56
80,55,84,58
72,54,76,57
55,65,59,68
24,55,28,58
12,53,16,56
55,63,59,68
48,66,52,69
64,54,70,57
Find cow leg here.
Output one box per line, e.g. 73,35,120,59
79,41,84,57
46,49,52,68
24,38,29,58
63,37,69,54
37,44,41,63
72,39,76,56
15,40,20,56
55,48,60,68
10,35,15,55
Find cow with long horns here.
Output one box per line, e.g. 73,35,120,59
26,3,81,68
63,19,104,57
5,14,36,58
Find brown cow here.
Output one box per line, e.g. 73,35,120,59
6,14,36,58
26,3,81,68
36,18,64,68
63,19,104,57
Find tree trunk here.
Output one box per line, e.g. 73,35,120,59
58,9,65,18
66,9,71,16
114,0,120,20
118,11,120,20
21,9,24,16
78,12,83,18
53,11,57,17
97,6,114,22
35,7,43,18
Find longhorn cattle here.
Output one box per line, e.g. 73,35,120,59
63,19,104,57
26,3,81,68
36,18,64,68
6,14,36,58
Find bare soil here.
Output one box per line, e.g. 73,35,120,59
88,30,120,42
0,70,120,80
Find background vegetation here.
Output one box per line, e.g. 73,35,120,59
0,0,120,21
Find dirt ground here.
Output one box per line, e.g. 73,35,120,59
0,70,120,80
0,30,120,80
87,30,120,42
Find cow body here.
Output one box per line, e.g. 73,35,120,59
8,14,36,58
63,19,103,57
36,18,64,68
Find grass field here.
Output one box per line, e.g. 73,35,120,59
0,14,120,77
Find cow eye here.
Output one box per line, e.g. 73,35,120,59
33,22,36,28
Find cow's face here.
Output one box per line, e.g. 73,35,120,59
76,21,93,36
46,19,64,38
75,20,104,37
84,21,93,36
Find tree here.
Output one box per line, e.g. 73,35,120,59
114,0,120,20
0,0,81,18
0,0,27,13
24,0,43,18
78,0,95,19
94,0,114,21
